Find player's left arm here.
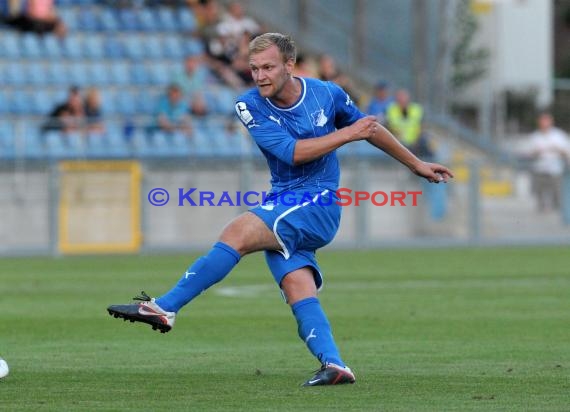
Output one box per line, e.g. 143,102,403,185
330,82,453,183
367,123,453,183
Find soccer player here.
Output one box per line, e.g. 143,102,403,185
108,33,453,386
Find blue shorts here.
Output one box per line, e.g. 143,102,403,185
249,189,341,290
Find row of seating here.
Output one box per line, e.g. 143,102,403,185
0,60,182,87
58,6,196,33
1,32,203,60
0,120,387,161
0,120,251,160
0,86,237,116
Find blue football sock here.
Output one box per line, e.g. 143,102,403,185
155,242,240,312
291,297,345,367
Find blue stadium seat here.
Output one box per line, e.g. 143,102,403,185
156,7,177,31
0,91,7,115
58,8,78,31
104,37,124,58
114,91,137,116
2,32,22,58
163,35,184,59
21,33,43,58
9,91,33,115
46,62,68,86
43,35,64,58
148,63,172,86
132,130,155,158
66,132,88,158
136,90,157,115
99,8,119,32
83,35,105,59
32,90,54,116
45,131,68,159
23,126,46,159
0,122,15,160
138,9,158,32
27,64,48,86
4,63,26,86
183,38,205,56
99,89,116,114
131,64,150,85
68,62,90,86
105,126,131,158
78,7,100,31
118,8,139,31
178,9,197,33
144,36,163,59
123,35,145,61
88,62,111,86
62,36,84,59
108,62,130,85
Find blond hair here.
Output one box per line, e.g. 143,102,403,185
249,33,297,63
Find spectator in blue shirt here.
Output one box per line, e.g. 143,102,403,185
366,81,394,125
155,84,192,136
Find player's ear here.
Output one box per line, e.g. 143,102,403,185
285,58,295,75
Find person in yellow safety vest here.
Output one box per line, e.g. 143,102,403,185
386,89,423,149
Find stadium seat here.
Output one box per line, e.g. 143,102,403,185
117,8,139,31
58,8,78,31
104,37,124,59
3,63,27,86
131,64,150,86
45,131,68,159
87,62,111,86
114,91,137,116
1,32,21,58
123,35,146,61
23,125,46,159
78,7,100,31
21,33,43,58
43,35,64,58
0,122,15,159
46,62,68,86
147,36,165,60
108,62,130,85
147,63,172,85
83,35,105,59
183,38,205,56
178,9,197,33
138,9,158,32
72,62,93,86
27,63,48,86
163,35,185,59
136,90,157,115
30,90,54,115
105,126,131,158
99,8,119,32
62,36,84,59
156,7,177,31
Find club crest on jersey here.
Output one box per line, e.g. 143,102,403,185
311,109,328,127
235,102,257,128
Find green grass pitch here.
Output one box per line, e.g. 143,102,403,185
1,246,569,411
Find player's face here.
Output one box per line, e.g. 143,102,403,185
249,45,294,99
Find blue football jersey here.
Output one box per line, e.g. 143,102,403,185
235,77,365,195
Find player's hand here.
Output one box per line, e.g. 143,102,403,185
413,161,454,183
346,116,378,141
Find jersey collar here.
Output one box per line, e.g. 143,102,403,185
265,77,306,111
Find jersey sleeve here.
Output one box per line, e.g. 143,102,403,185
235,100,297,166
327,82,366,129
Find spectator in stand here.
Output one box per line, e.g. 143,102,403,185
318,54,360,105
294,53,318,78
216,1,260,44
84,88,104,134
386,89,431,157
155,84,193,136
366,81,394,125
189,93,210,117
523,112,570,212
5,0,66,38
196,0,246,89
42,86,84,134
174,53,219,98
